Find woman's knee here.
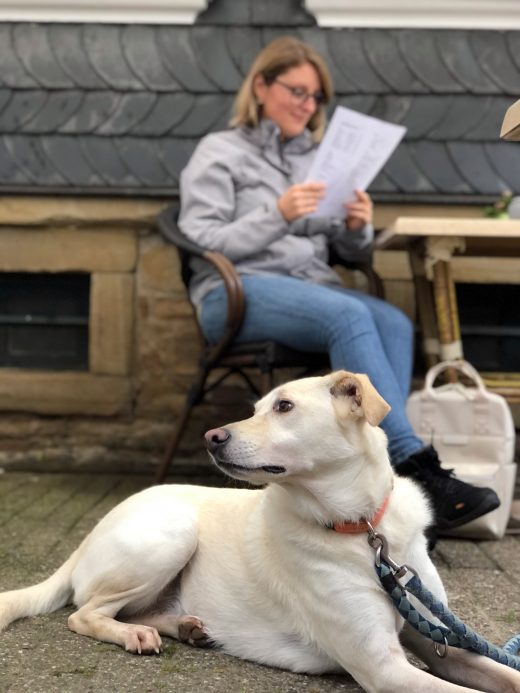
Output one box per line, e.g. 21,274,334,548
331,296,414,353
331,297,376,337
373,300,413,341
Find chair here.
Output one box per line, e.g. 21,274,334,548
154,204,385,483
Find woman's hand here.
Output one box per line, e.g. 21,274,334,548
345,190,373,231
277,183,326,222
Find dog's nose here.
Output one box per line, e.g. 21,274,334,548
204,427,231,452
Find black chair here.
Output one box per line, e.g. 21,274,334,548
155,204,385,483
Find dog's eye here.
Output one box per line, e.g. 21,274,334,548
274,399,294,413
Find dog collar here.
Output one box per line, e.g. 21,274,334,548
330,494,391,535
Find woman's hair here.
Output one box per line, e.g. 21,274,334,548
230,36,333,141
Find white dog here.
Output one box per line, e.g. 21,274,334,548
1,371,519,693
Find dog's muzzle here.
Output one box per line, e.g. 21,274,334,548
204,427,286,475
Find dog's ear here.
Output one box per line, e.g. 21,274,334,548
329,371,390,426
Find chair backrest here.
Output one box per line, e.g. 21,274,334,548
156,205,215,349
157,206,191,289
176,243,193,291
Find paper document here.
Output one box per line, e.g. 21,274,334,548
305,106,406,218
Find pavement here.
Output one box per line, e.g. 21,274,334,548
1,467,520,693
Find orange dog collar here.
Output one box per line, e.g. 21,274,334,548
331,494,391,535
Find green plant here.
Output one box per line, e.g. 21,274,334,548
484,190,513,218
497,609,518,625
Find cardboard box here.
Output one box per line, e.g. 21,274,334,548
501,99,520,140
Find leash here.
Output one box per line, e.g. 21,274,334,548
366,524,520,670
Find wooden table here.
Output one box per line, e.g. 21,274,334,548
376,217,520,398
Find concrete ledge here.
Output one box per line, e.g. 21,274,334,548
0,227,138,273
0,196,164,226
0,370,132,416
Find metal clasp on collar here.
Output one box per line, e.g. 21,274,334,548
366,522,417,586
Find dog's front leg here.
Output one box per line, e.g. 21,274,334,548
306,594,483,692
123,612,211,648
68,598,162,655
401,623,520,693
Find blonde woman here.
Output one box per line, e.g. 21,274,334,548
179,36,499,534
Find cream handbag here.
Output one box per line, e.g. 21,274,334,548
406,360,517,539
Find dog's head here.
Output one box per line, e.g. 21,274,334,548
204,370,390,484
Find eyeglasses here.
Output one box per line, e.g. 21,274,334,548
274,79,325,106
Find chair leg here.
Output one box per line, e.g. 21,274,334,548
154,401,194,484
154,369,209,484
260,370,274,395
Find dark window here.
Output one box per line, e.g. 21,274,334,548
457,283,520,372
0,273,90,371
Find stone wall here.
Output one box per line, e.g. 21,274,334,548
0,197,264,475
1,196,516,475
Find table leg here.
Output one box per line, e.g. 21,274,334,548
431,259,464,381
410,250,439,369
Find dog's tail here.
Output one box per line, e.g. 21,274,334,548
0,547,80,632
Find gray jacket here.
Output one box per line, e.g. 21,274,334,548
179,119,374,307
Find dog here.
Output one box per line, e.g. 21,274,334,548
1,370,519,693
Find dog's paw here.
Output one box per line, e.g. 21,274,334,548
178,615,211,648
123,624,162,655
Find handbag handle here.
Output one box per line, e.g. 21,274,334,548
424,360,487,397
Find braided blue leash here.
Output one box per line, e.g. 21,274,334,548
368,527,520,670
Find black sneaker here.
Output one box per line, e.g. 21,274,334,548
397,446,500,531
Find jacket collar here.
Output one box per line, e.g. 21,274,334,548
241,119,315,174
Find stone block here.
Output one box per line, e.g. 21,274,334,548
373,249,412,280
146,296,193,320
0,370,131,416
0,415,68,438
384,279,416,320
134,383,187,418
137,312,199,373
90,272,134,376
138,236,183,293
0,227,137,272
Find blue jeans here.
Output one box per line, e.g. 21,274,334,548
200,275,424,466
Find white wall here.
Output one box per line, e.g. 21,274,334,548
0,0,205,23
308,0,520,29
0,0,518,28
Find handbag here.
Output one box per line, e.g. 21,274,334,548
406,360,517,539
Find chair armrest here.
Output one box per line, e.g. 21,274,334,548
156,206,246,342
329,249,385,299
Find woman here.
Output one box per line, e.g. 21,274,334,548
179,36,499,533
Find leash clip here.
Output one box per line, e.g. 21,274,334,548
366,523,417,585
